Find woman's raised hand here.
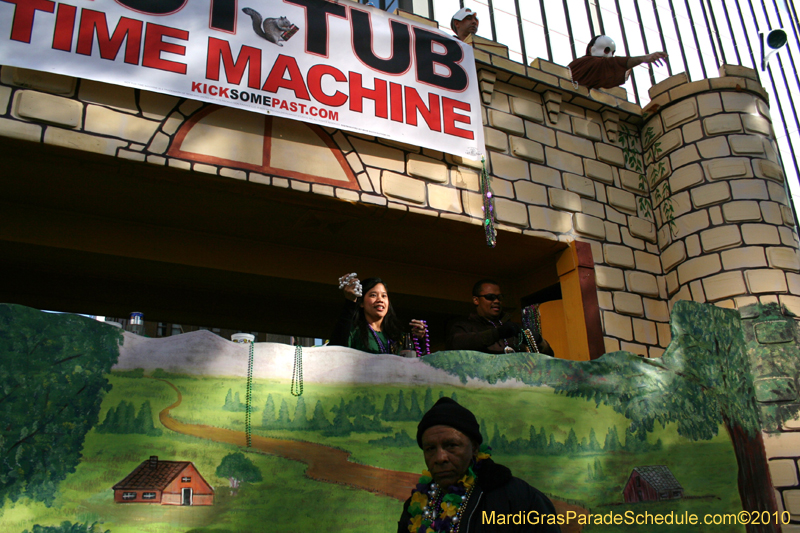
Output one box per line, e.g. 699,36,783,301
338,273,362,301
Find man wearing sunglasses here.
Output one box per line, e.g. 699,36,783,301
445,279,553,355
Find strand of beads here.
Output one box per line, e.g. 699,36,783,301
338,272,363,296
522,304,542,338
422,483,440,523
523,329,539,353
290,344,304,396
245,340,254,446
448,484,475,532
368,324,391,354
412,321,431,356
479,157,497,248
420,482,475,533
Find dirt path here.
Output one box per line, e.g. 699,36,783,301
157,379,587,531
157,379,419,500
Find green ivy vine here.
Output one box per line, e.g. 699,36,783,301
619,124,677,236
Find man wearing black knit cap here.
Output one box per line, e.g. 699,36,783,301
398,397,561,532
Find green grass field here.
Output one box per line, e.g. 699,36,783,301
2,373,744,532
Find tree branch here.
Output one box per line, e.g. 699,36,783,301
26,333,46,358
638,350,712,393
53,353,84,366
5,384,87,455
1,355,87,404
0,384,22,405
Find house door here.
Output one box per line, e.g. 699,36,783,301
182,488,192,506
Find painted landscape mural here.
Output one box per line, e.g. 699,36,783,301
2,301,796,532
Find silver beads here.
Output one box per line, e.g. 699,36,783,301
337,273,362,296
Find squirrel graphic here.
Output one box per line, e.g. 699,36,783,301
242,8,297,46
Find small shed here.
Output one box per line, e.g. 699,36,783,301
113,456,214,505
623,465,683,503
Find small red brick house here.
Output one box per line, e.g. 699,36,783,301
113,456,214,505
623,465,683,503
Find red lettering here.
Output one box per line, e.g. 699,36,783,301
218,87,229,98
290,102,298,112
442,97,473,140
52,3,76,52
280,100,289,110
209,86,218,96
299,103,307,113
389,82,403,123
3,0,55,44
77,10,142,65
348,72,387,119
142,22,188,74
405,87,441,132
191,81,203,92
206,37,262,89
262,55,310,100
306,64,347,107
273,98,281,107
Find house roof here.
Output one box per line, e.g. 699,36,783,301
632,465,683,491
113,458,194,491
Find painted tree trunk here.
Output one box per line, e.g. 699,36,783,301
724,415,781,533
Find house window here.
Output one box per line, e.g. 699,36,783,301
157,323,167,337
635,477,640,488
122,492,137,500
142,492,157,500
182,476,191,483
672,490,681,498
659,492,668,499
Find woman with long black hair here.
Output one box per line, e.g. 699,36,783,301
330,276,427,355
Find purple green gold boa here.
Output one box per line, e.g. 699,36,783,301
407,446,491,533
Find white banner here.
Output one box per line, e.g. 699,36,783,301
0,0,485,159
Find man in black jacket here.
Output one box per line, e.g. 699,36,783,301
398,398,562,532
446,279,553,355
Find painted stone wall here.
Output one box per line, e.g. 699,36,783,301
743,304,800,527
0,55,666,357
0,20,797,366
638,64,800,526
642,66,797,315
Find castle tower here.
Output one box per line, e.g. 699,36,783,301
644,65,800,515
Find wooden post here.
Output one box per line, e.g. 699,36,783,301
556,241,605,360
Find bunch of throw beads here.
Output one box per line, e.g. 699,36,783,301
338,273,363,297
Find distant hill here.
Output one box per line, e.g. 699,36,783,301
114,330,530,387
